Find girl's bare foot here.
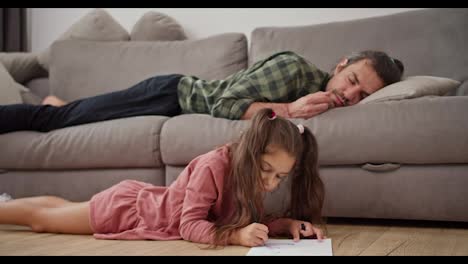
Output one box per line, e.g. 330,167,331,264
42,96,67,107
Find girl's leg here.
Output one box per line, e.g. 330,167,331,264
13,196,74,208
0,196,92,235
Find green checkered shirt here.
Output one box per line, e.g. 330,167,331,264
177,51,330,120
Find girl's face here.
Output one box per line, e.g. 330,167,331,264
260,145,296,192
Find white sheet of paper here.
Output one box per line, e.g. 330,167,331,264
246,238,333,256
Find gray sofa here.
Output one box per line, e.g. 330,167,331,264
1,8,468,222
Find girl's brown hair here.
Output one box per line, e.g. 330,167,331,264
212,108,324,246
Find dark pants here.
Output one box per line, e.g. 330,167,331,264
0,74,183,134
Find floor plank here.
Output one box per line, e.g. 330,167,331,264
2,219,468,256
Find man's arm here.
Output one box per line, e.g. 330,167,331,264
241,91,333,120
241,102,290,120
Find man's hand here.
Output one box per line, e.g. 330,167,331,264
287,219,325,242
241,91,334,120
229,223,269,247
287,91,334,119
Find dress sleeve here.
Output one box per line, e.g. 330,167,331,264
264,218,290,237
178,164,221,244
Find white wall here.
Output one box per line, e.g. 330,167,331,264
29,8,426,52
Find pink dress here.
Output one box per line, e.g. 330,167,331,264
89,145,286,244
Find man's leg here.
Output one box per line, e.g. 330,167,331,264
0,74,184,134
0,104,59,134
66,73,184,123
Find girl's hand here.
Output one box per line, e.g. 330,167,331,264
232,223,269,247
288,220,325,242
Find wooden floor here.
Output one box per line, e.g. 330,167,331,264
1,218,468,256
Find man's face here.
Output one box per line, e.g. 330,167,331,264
325,59,385,107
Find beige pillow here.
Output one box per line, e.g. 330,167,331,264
37,8,129,71
359,76,461,104
0,62,27,105
130,11,187,41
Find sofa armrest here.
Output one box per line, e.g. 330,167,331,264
0,52,48,84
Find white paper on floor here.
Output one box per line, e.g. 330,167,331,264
247,238,333,256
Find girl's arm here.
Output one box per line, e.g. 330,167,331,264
178,165,220,244
178,164,270,246
264,218,293,236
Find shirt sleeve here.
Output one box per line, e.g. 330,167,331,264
178,164,220,244
210,96,255,120
210,53,309,120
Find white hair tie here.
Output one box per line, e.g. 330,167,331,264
297,124,305,134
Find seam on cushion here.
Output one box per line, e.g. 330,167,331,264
151,122,159,166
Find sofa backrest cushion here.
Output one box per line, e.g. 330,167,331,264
24,77,50,99
250,8,468,85
49,33,247,101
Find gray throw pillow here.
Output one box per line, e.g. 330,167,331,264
0,62,27,105
130,11,187,41
0,52,47,84
37,8,129,71
359,76,461,104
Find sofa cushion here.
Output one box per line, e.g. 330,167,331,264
250,8,468,82
307,96,468,165
49,33,247,101
0,62,24,105
0,116,168,170
37,8,129,71
130,11,187,41
161,96,468,166
359,76,460,104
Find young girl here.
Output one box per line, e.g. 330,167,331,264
0,108,325,247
